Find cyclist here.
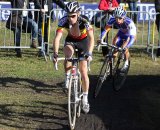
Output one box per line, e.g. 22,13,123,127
52,1,94,113
99,6,136,71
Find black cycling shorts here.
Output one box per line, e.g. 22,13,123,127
64,36,89,58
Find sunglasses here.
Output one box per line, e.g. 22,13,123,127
68,14,77,18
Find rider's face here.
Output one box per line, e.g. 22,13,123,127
116,17,124,24
68,13,78,25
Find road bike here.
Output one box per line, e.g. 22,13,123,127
53,52,90,130
94,42,130,98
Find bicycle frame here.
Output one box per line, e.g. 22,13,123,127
53,57,85,130
67,58,82,130
94,42,128,98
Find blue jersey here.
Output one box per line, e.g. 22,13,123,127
107,17,136,36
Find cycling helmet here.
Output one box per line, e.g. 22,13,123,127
66,1,81,13
114,6,127,18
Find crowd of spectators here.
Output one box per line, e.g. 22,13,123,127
5,0,65,58
3,0,160,58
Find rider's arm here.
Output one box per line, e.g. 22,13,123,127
123,35,136,48
53,28,63,54
87,25,95,54
52,0,66,10
123,21,136,48
100,25,112,41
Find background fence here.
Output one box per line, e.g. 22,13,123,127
0,8,159,60
48,9,159,59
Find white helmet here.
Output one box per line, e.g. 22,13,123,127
66,1,81,13
114,6,127,18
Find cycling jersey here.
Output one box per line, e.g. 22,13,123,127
56,15,93,40
100,16,136,48
107,17,136,36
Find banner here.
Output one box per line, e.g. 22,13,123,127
0,2,157,21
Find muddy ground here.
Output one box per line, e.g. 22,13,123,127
0,75,160,130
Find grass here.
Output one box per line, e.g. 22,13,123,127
0,43,159,130
0,16,160,129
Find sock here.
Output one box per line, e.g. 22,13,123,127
83,92,88,104
65,72,70,79
124,60,129,67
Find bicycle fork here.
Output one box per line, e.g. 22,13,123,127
71,67,82,104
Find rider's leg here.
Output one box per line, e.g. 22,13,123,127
79,60,90,113
79,60,89,103
123,48,130,67
113,36,121,57
123,35,136,68
63,45,74,88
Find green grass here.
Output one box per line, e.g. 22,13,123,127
0,45,159,130
0,18,160,129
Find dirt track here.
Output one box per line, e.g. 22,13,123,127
52,75,160,130
0,75,160,130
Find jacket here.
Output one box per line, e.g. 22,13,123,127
34,0,65,12
33,0,66,22
155,0,160,12
98,0,119,11
124,0,137,2
6,0,25,30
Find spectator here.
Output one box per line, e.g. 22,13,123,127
6,0,38,57
33,0,66,57
98,0,119,57
124,0,138,23
116,0,121,4
155,0,160,57
98,0,119,12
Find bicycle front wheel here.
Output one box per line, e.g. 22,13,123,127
68,76,77,130
94,58,111,98
77,73,82,118
113,60,130,91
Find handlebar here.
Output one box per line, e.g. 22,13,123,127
50,55,91,71
54,57,65,70
97,41,125,52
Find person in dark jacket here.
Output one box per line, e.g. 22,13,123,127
124,0,138,23
155,0,160,57
33,0,66,57
6,0,38,57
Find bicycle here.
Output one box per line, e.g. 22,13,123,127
53,52,90,130
94,42,130,98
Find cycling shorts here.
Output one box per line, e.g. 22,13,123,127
116,31,134,48
64,36,89,58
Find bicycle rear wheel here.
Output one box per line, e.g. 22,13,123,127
94,58,111,98
68,76,77,130
113,59,130,91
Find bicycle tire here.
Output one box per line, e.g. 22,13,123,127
68,76,77,130
77,73,82,118
113,60,130,91
94,58,111,98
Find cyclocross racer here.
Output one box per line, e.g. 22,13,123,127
100,6,137,71
53,1,94,113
